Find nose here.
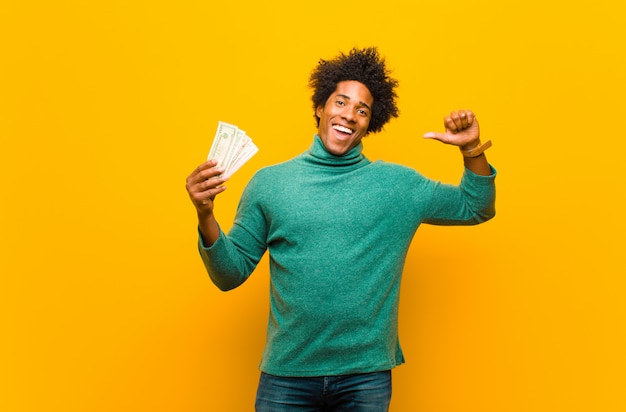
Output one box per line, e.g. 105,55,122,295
341,106,356,122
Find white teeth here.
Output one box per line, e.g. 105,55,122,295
332,125,353,134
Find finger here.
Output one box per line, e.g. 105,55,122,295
465,111,475,126
186,170,227,199
188,174,226,200
201,184,228,200
462,110,476,129
187,161,214,185
453,112,467,131
191,160,217,175
191,184,227,208
192,165,226,185
457,111,467,130
444,115,459,133
200,174,228,191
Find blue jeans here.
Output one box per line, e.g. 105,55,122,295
255,370,392,411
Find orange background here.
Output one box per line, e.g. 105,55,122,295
1,1,624,411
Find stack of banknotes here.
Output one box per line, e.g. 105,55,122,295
207,121,258,178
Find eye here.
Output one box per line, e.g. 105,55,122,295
335,99,345,106
357,108,369,117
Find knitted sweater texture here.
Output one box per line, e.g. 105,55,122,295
199,135,496,377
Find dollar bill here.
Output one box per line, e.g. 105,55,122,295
207,121,258,177
225,138,258,178
207,121,238,167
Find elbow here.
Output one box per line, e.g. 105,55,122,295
464,201,495,225
474,190,496,223
209,271,246,292
212,280,240,292
215,283,238,292
475,205,496,224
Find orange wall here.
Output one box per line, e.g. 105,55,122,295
1,1,624,411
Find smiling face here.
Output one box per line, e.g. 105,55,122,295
315,80,374,156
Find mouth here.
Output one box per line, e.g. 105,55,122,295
332,124,354,136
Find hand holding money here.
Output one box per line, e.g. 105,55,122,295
185,121,259,246
186,158,226,214
207,121,258,178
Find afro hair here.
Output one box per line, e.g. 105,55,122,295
309,47,399,134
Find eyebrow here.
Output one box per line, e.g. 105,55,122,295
337,94,372,112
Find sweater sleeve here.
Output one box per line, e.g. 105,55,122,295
422,164,497,226
197,175,269,291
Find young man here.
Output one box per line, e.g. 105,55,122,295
186,47,496,411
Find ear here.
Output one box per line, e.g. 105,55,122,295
315,105,323,118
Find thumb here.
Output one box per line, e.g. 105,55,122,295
423,131,446,141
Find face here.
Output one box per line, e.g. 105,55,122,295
316,80,373,156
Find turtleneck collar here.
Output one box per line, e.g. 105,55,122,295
305,135,369,169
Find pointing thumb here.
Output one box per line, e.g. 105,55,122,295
423,132,444,140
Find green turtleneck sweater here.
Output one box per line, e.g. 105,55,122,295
199,135,496,377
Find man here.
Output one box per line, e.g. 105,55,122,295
186,47,496,411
